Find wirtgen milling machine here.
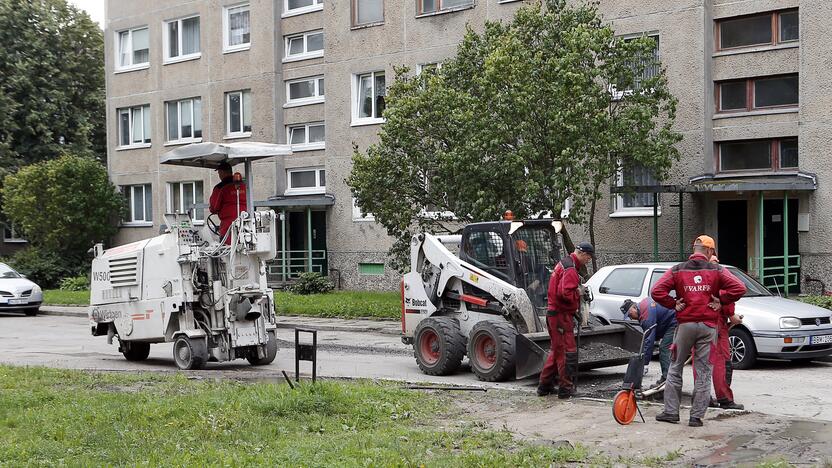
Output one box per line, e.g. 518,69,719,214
88,142,290,370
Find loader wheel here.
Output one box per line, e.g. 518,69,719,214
468,320,517,382
247,330,278,366
173,335,208,370
121,341,150,361
414,317,465,376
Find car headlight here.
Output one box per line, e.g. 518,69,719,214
32,284,42,294
780,317,801,329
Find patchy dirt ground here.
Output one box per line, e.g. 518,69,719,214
440,388,832,466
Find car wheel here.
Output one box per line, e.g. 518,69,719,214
24,308,38,317
413,317,466,376
728,328,757,370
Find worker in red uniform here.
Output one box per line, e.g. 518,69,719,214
209,161,246,243
537,242,594,399
706,254,745,410
652,235,746,427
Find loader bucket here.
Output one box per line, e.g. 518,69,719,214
514,323,643,380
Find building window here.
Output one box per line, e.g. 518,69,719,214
167,181,204,223
287,122,325,150
718,138,798,172
284,0,323,16
164,16,200,63
610,34,659,99
418,0,473,15
358,263,385,275
116,26,149,70
717,75,798,112
2,224,26,243
353,71,386,124
613,164,660,216
117,104,151,148
717,10,798,50
166,98,202,143
223,3,251,52
352,197,375,222
284,30,324,61
352,0,383,26
286,168,326,195
286,76,325,106
124,184,153,225
225,90,252,137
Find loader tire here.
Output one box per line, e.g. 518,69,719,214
468,320,517,382
173,335,208,370
121,341,151,361
247,330,278,366
414,317,465,376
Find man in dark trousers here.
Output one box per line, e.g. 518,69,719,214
537,242,594,399
209,161,247,243
621,297,677,386
651,235,745,427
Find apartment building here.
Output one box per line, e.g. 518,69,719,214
104,0,828,294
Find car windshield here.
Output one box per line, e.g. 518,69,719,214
0,263,22,279
727,267,772,297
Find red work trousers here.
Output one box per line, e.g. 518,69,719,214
539,313,577,390
692,320,734,402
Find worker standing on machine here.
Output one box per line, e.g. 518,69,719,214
209,161,247,243
621,297,677,387
652,235,745,427
537,242,594,399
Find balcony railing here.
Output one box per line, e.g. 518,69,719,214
267,249,327,284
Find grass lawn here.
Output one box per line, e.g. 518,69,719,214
0,366,586,466
274,290,400,320
42,289,90,306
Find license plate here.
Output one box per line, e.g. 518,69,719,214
810,335,832,345
8,298,28,305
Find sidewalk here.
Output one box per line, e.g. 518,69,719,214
40,305,401,336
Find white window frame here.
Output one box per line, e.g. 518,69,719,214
610,166,661,218
166,181,205,224
285,76,325,107
163,15,201,64
283,0,323,18
124,184,153,226
286,167,326,195
352,197,375,222
287,122,325,151
2,223,26,243
116,104,152,150
351,71,386,126
115,26,150,72
352,0,384,27
417,0,474,16
283,30,324,63
225,90,252,138
223,3,251,53
417,62,442,74
165,97,202,145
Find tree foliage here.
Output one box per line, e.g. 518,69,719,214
2,154,125,261
0,0,105,170
349,0,681,271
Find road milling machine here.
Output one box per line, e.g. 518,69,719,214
88,142,290,370
401,217,642,381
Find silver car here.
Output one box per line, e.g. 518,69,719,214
586,262,832,369
0,262,43,316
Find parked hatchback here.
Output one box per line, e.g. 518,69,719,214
586,262,832,369
0,262,42,316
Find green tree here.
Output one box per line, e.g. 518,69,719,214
0,0,105,169
2,154,125,262
349,0,681,272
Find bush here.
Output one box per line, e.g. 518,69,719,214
797,295,832,311
5,247,85,289
288,272,335,295
59,275,90,291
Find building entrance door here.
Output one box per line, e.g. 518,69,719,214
717,200,748,272
763,198,800,294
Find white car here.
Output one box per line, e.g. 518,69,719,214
586,262,832,369
0,262,43,316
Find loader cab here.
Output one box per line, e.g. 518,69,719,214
460,220,561,311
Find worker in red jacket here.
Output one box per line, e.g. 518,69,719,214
209,161,246,243
651,235,746,427
705,255,745,410
537,242,594,399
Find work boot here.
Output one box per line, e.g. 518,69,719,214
708,396,720,408
655,412,680,424
557,387,575,399
688,417,704,427
537,385,555,397
719,400,745,411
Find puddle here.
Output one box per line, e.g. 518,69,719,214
692,434,763,467
778,419,832,444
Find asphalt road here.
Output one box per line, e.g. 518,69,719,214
2,312,831,421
